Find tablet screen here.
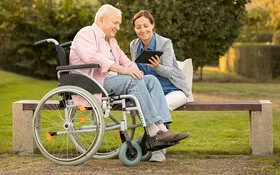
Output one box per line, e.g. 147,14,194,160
135,50,163,63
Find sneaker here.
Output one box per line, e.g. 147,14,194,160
168,131,190,142
151,130,179,142
150,150,166,162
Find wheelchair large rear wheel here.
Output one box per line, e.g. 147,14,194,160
65,97,143,160
32,86,105,166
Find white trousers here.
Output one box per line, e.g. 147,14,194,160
165,90,188,111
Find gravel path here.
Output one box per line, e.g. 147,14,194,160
0,154,274,175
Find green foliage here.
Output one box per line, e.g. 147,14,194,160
101,0,247,70
0,0,247,78
238,31,274,43
237,0,280,43
0,0,99,79
272,30,280,44
220,43,280,81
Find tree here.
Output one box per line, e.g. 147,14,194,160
0,0,248,79
248,0,280,30
0,0,99,79
238,0,280,42
100,0,248,74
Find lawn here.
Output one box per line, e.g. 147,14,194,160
0,70,57,153
0,68,279,172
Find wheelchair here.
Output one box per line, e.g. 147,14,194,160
32,38,179,166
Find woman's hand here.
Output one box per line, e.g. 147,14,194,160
147,55,160,68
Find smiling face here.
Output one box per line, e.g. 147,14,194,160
133,16,154,45
98,10,122,41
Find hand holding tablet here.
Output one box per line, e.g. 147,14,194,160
135,50,163,63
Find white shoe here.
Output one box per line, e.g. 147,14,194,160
149,149,166,162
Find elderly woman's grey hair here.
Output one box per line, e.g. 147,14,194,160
94,4,122,23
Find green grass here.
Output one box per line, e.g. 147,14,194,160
168,111,251,154
0,70,57,153
0,68,280,172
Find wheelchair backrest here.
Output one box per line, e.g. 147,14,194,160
55,41,72,66
55,41,107,97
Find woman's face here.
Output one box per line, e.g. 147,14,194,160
134,16,154,43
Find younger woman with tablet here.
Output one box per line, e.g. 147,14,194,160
130,10,192,162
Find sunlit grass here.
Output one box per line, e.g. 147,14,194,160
0,70,57,153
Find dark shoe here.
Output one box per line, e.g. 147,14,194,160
168,131,190,142
151,130,179,142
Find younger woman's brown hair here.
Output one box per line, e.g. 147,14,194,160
132,10,154,27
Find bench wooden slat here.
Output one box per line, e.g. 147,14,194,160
175,101,262,111
22,100,58,111
22,100,262,111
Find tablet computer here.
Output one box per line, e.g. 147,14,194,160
135,50,163,63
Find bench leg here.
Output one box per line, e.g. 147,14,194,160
12,101,36,154
250,100,273,155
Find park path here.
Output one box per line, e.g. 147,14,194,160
0,154,273,175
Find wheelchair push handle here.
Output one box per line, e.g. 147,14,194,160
34,38,59,46
60,41,72,47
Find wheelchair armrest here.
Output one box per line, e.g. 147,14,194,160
56,63,100,71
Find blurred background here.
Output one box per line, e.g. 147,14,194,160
0,0,279,82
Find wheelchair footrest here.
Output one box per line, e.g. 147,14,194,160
146,140,179,151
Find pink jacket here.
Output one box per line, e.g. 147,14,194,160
70,23,137,103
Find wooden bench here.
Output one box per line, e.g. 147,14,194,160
12,100,273,155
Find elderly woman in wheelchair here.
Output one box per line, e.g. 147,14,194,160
32,4,189,166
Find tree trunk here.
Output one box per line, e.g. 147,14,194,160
199,66,203,81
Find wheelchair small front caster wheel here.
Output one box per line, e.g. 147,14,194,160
136,138,152,161
118,140,142,166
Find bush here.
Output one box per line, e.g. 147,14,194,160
220,43,280,81
237,31,273,43
272,30,280,44
0,0,99,79
0,0,248,78
101,0,247,70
